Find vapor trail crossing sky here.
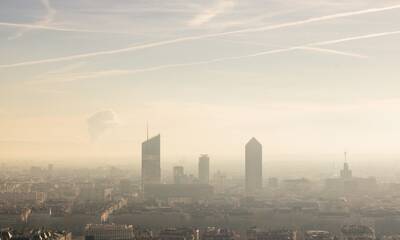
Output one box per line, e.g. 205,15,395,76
32,30,400,84
1,4,400,69
1,0,400,159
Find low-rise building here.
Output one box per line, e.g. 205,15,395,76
304,231,334,240
247,228,297,240
341,225,375,240
158,228,198,240
202,227,239,240
84,224,135,240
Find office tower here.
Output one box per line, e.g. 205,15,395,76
245,137,262,193
198,154,210,184
173,166,185,184
142,134,161,186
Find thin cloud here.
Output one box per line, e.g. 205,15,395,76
32,30,400,85
8,0,57,40
87,110,119,141
1,4,399,69
1,0,142,37
188,0,235,27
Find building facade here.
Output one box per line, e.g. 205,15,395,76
142,135,161,187
198,154,210,184
245,138,262,193
84,224,135,240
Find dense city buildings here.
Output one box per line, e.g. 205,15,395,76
247,228,297,240
142,135,161,186
143,183,213,203
202,227,238,240
0,135,397,240
84,224,135,240
158,228,198,240
245,138,262,193
198,155,210,184
0,228,71,240
341,225,376,240
304,231,334,240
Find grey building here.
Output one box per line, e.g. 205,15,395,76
142,134,161,187
245,137,262,193
198,154,210,184
84,224,135,240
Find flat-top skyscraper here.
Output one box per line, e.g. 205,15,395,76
245,137,262,193
198,154,210,184
142,134,161,186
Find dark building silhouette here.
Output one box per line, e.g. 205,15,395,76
198,154,210,184
245,137,262,193
142,134,161,187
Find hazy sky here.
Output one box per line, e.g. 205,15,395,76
1,0,400,163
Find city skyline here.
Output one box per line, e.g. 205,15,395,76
2,0,400,237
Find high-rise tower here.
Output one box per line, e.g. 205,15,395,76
245,137,262,193
142,134,161,187
198,154,210,184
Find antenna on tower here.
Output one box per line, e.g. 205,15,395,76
344,151,347,163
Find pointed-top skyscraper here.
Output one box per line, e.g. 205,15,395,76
245,137,262,193
142,134,161,187
198,154,210,184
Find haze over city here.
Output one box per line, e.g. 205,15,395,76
3,1,400,240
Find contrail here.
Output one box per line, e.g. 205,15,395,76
1,4,400,69
217,39,368,58
293,47,368,59
312,31,400,46
1,22,97,32
28,48,354,84
8,0,57,40
0,22,141,35
32,30,397,84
